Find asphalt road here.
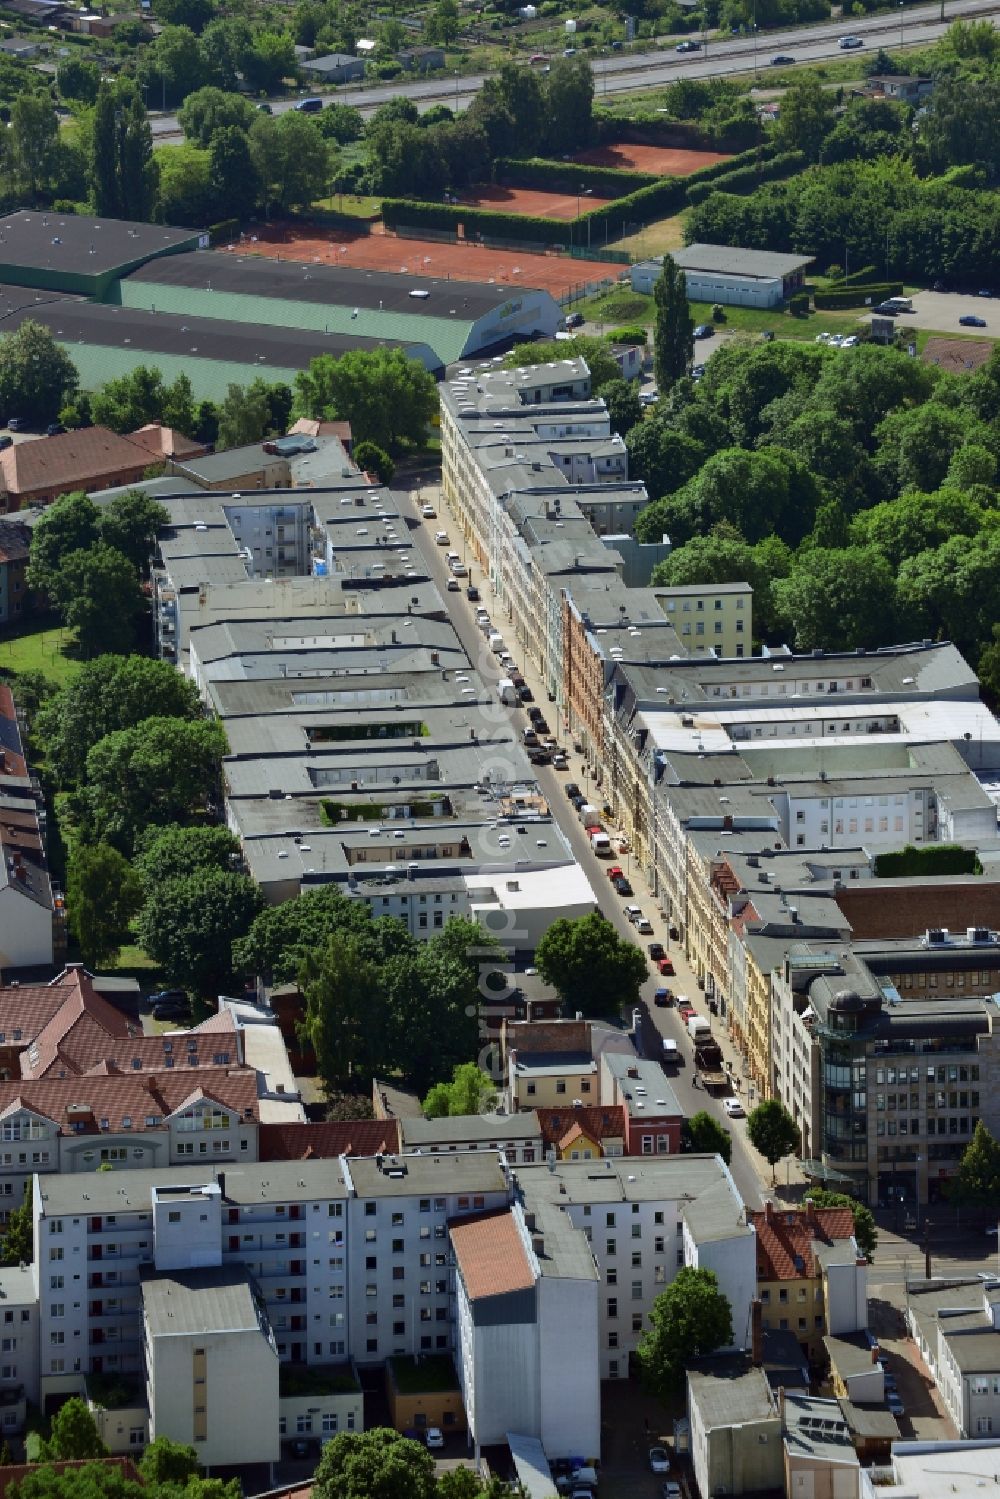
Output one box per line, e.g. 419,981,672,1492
394,473,767,1211
150,0,1000,137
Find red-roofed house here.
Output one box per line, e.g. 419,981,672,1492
535,1104,625,1160
259,1119,400,1161
0,427,152,512
749,1200,866,1359
127,423,207,464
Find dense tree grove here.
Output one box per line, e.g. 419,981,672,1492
629,337,1000,675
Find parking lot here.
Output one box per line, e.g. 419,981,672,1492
862,288,1000,339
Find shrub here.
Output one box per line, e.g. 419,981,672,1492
788,291,810,315
604,324,647,345
208,217,240,245
873,844,982,878
813,282,903,309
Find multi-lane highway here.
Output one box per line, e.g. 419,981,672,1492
151,0,1000,139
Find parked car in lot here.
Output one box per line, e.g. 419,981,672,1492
649,1447,671,1473
635,916,653,934
447,578,460,591
421,503,436,518
613,876,632,896
434,530,450,545
552,751,568,769
624,905,642,924
648,942,665,960
960,315,988,327
149,988,187,1009
565,311,585,329
693,323,714,339
425,1428,445,1449
565,782,581,800
654,988,673,1007
153,1000,191,1022
466,585,480,601
658,956,675,976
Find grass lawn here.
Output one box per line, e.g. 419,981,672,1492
579,285,654,323
613,213,687,259
390,1355,458,1395
0,620,81,689
689,299,867,341
313,194,383,218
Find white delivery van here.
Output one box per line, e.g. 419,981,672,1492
578,801,599,825
590,831,612,856
488,632,505,655
687,1014,711,1043
497,678,517,706
662,1038,679,1062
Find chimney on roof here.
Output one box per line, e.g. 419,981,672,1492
764,1200,773,1222
751,1297,763,1366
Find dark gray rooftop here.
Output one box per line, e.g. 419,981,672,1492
128,250,524,320
9,295,433,369
0,211,198,278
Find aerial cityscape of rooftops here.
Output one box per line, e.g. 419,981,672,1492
0,0,994,1494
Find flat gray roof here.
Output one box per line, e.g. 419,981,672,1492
673,243,814,280
37,1159,350,1214
0,211,198,278
688,1361,776,1426
141,1264,270,1338
400,1113,541,1147
345,1151,508,1198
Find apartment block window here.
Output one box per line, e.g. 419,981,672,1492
608,1332,618,1349
606,1240,616,1257
631,1280,642,1300
607,1298,617,1319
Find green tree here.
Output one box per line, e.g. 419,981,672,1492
66,842,144,968
477,60,544,155
83,716,228,853
35,654,201,787
215,380,274,450
536,912,647,1018
0,321,77,427
251,110,330,210
352,441,395,484
849,486,985,569
153,0,215,31
803,1189,877,1260
43,1398,107,1461
627,420,707,503
423,1063,495,1119
139,1437,201,1486
0,1188,32,1267
209,124,260,218
872,401,974,496
636,1267,733,1395
653,254,694,392
243,30,297,94
949,1120,1000,1208
91,366,170,434
234,883,374,981
178,85,255,146
299,930,390,1091
746,1098,800,1185
544,55,594,155
318,103,364,144
4,94,60,203
293,348,437,452
896,531,1000,661
48,544,142,658
313,1428,437,1499
200,16,251,91
777,73,835,159
684,1109,732,1165
141,25,208,109
157,141,213,225
99,492,169,574
772,546,897,653
135,824,241,891
138,868,265,997
638,446,823,548
601,376,642,438
57,56,101,104
27,491,100,602
90,80,157,221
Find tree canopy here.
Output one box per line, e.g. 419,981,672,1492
746,1099,801,1184
423,1063,496,1119
684,1109,732,1165
951,1121,1000,1208
636,1267,733,1395
536,912,647,1018
293,348,437,452
0,321,77,425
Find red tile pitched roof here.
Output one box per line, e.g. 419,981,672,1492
259,1120,400,1161
0,1065,259,1133
536,1105,625,1154
23,1009,240,1080
127,423,207,461
451,1210,535,1301
749,1205,856,1281
0,426,149,498
0,966,135,1054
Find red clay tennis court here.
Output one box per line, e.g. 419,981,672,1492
573,143,734,175
453,182,616,219
217,222,623,300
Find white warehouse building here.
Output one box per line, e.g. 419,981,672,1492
631,244,814,309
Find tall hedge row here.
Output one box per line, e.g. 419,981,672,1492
813,282,904,308
493,156,657,196
684,150,807,205
383,144,776,247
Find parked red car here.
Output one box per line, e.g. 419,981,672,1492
658,957,675,976
607,865,624,881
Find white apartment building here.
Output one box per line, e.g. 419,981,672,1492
514,1155,755,1381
